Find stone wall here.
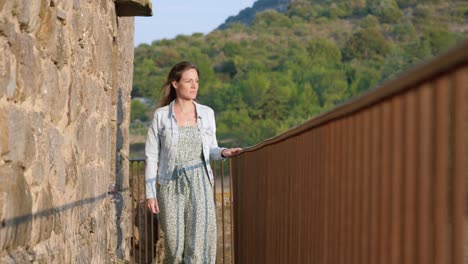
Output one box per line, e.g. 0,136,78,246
0,0,140,262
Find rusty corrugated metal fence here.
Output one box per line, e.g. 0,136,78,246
230,41,467,263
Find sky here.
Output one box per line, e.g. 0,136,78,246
134,0,257,46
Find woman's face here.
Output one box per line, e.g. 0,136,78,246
173,68,199,101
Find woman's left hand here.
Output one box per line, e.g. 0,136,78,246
222,148,242,158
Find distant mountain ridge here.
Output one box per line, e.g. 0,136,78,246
217,0,290,30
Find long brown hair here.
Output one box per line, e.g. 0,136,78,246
159,61,200,107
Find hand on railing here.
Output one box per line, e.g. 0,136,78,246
147,198,160,214
221,148,242,158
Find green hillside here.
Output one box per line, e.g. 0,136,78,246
132,0,467,148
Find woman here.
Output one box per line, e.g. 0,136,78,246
145,61,241,263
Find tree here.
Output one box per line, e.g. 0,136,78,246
359,15,380,29
342,27,392,62
239,71,271,108
132,58,163,101
392,19,416,41
346,61,381,97
294,82,322,118
381,46,409,82
130,100,150,122
423,25,461,55
395,0,419,8
223,42,243,57
368,0,403,23
253,10,293,28
286,1,318,21
214,60,237,79
307,38,342,65
217,108,253,147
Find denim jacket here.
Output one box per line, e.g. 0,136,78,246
145,100,225,199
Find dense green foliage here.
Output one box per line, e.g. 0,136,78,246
130,100,150,122
132,0,467,148
217,0,290,30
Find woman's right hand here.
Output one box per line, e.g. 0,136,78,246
147,198,160,214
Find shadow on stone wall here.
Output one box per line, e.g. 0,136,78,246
0,190,129,229
114,89,125,259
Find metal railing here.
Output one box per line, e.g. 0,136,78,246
129,159,234,264
230,40,467,263
129,40,467,264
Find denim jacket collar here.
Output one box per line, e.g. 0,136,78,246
168,99,203,120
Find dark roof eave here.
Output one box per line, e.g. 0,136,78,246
115,0,153,17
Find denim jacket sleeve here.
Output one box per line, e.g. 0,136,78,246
207,108,225,161
145,116,159,199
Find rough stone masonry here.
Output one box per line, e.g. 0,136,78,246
0,0,151,262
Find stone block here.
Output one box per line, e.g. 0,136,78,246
36,1,54,42
0,18,18,46
64,145,78,187
6,61,16,100
68,76,82,124
41,59,59,104
25,161,46,187
13,33,41,101
95,86,111,115
0,104,8,156
41,60,68,124
84,76,98,114
17,0,42,33
35,6,68,69
0,0,7,11
74,114,87,161
56,65,70,123
73,0,80,10
0,255,14,264
0,251,33,264
56,8,67,24
0,37,11,97
76,165,100,203
54,25,70,69
75,114,100,164
100,0,109,13
46,128,62,165
21,112,47,186
29,111,46,159
29,184,54,247
4,107,36,165
46,127,66,194
85,117,99,163
0,38,17,98
95,24,113,77
115,0,152,17
98,125,111,166
0,164,33,251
